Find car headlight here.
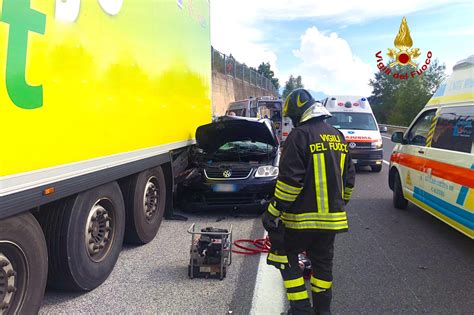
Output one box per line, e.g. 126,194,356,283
371,139,383,149
255,166,279,177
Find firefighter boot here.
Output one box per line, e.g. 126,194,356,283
311,284,332,315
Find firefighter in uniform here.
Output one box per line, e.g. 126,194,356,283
263,89,355,315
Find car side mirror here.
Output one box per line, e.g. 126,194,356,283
391,132,404,143
380,126,388,133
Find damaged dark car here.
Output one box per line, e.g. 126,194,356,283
178,117,280,211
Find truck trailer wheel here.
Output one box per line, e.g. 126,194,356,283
122,167,166,244
38,182,125,291
0,213,48,314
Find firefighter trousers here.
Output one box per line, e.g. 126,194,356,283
282,231,336,315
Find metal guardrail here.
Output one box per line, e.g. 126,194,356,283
379,124,408,135
211,46,279,96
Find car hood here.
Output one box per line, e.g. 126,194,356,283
196,118,278,153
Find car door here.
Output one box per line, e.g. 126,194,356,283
423,105,474,236
397,108,437,199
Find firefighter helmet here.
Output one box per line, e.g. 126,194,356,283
283,89,331,125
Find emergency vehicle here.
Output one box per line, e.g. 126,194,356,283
322,96,384,172
226,96,291,141
389,55,474,239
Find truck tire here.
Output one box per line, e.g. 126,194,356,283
371,164,382,172
0,212,47,314
38,182,125,291
393,171,408,209
122,167,166,244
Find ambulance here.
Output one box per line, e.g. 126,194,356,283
389,55,474,239
322,96,384,172
226,96,291,141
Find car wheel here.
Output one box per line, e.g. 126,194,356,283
393,171,408,209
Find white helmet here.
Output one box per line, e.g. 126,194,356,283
299,101,332,124
284,89,331,125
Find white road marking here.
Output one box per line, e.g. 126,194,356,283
250,236,286,315
383,160,390,165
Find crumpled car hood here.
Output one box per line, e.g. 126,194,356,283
196,117,279,153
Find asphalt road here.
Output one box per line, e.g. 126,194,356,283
40,137,474,314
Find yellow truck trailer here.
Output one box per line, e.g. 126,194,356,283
0,0,211,312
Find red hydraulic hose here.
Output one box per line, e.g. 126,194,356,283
232,236,271,254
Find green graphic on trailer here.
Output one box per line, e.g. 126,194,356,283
1,0,46,109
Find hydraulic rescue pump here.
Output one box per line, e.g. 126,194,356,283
187,224,232,280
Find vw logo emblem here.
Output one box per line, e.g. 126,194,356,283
222,170,232,178
349,142,357,149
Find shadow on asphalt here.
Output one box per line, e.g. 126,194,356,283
41,291,85,307
171,208,263,220
42,208,263,298
402,202,473,248
355,166,383,174
148,265,190,282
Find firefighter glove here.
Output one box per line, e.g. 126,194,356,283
262,210,279,232
268,223,285,250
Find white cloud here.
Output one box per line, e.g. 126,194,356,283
444,61,455,75
291,27,373,95
212,0,469,22
210,0,471,92
210,1,278,73
417,27,474,38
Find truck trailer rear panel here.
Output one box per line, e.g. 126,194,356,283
0,0,211,215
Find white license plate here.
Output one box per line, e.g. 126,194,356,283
352,159,358,164
212,184,237,192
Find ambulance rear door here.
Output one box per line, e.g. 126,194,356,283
257,100,284,141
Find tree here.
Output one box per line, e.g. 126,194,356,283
422,59,446,94
389,78,430,125
282,75,304,99
257,62,280,90
295,75,303,89
369,59,446,125
368,64,403,124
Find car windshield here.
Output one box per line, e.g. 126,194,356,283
213,141,274,162
326,112,378,131
226,108,245,116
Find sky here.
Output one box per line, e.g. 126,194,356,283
210,0,474,98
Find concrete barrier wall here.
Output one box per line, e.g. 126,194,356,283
212,71,279,116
